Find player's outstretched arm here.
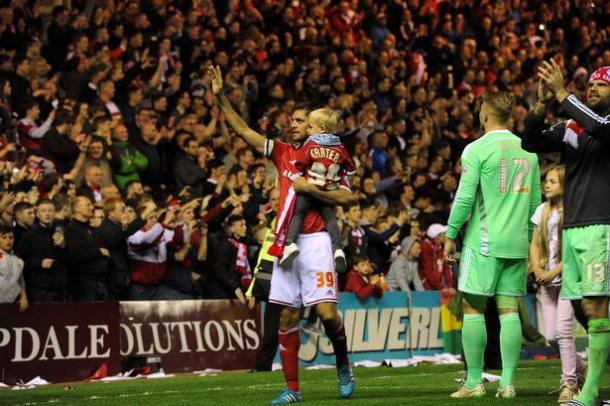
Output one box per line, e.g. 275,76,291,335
208,65,265,154
292,178,356,206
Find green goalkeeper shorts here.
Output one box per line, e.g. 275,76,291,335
457,246,527,297
561,225,610,300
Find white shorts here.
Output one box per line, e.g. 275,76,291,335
269,232,338,308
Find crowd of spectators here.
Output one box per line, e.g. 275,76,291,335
0,0,608,306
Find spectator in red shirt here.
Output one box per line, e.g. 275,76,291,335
419,223,454,291
344,255,383,301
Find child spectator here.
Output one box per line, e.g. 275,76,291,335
0,224,28,312
344,255,384,300
529,165,584,403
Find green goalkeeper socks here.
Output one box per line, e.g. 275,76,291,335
499,313,521,388
462,313,487,390
575,318,610,406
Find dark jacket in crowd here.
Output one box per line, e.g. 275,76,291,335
97,217,144,300
65,218,109,279
43,21,73,71
362,222,401,273
41,128,80,174
16,223,67,293
134,138,162,188
174,154,205,196
13,223,29,249
201,233,241,299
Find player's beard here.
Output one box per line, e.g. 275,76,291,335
589,94,610,114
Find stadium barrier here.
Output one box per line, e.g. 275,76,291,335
0,293,471,384
0,300,260,385
295,291,462,366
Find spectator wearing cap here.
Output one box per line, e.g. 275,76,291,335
0,224,28,312
65,196,110,301
419,223,454,291
175,137,206,197
17,200,67,302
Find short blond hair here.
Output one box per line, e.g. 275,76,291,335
309,108,339,133
482,91,515,123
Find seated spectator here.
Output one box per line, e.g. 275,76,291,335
419,223,454,292
0,224,28,311
344,255,384,300
201,215,248,302
17,200,67,302
65,196,110,301
387,236,424,292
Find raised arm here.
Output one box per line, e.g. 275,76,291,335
208,65,265,154
539,59,610,142
520,79,565,153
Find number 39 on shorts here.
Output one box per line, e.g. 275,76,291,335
316,272,335,288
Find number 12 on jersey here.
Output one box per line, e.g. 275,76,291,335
499,158,530,194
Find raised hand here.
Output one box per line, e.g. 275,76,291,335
538,59,567,99
207,65,224,96
537,79,554,104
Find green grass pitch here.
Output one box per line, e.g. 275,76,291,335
2,360,609,405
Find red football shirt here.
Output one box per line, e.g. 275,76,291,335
265,138,350,234
294,139,356,190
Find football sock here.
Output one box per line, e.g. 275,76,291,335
499,312,521,388
462,313,486,390
323,318,350,367
575,319,610,406
278,326,300,391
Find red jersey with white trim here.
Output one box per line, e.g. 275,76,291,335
265,138,350,234
294,139,356,191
